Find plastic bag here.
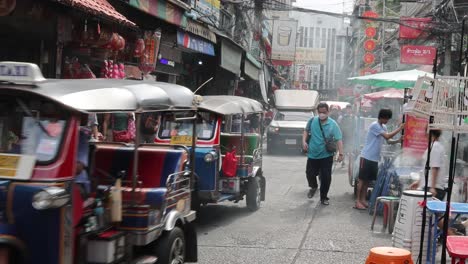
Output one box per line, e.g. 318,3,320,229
222,149,238,177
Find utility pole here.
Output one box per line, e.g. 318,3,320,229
444,34,452,75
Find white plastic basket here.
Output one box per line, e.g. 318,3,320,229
405,76,435,118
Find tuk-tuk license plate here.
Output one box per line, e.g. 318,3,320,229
285,139,296,145
0,155,20,176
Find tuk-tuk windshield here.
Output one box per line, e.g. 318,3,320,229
158,112,216,140
0,99,67,163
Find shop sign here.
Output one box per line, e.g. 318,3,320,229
364,39,376,51
400,45,436,65
400,17,432,39
0,0,15,16
363,53,375,64
177,31,215,56
402,114,428,157
271,19,298,61
295,48,326,64
129,0,187,27
190,0,220,28
140,30,162,75
159,58,175,67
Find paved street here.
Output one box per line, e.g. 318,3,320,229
195,151,392,264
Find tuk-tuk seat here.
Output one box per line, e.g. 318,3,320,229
93,144,188,188
220,133,260,156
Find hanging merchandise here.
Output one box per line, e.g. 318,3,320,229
134,38,145,58
139,29,162,76
63,57,96,79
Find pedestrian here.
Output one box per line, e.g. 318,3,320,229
302,102,344,205
338,105,356,168
354,108,404,210
409,129,446,200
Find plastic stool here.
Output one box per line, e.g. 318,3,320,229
447,236,468,264
365,247,413,264
371,196,400,234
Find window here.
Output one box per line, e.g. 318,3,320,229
158,112,216,140
304,27,308,47
298,26,304,47
321,28,326,48
309,27,314,48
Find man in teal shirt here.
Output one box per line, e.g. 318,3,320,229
303,103,344,205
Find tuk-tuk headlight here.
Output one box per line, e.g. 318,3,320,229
204,151,218,163
268,126,279,133
32,187,70,210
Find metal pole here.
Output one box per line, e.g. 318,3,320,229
380,0,385,72
417,50,437,264
132,113,141,205
459,19,466,76
441,20,467,263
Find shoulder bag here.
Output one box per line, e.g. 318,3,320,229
318,120,337,153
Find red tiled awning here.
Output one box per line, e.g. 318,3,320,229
60,0,136,27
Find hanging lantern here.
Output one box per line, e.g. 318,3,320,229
362,11,379,23
364,39,376,51
363,53,375,64
365,27,377,38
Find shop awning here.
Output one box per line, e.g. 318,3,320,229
186,19,217,43
127,0,187,27
59,0,136,27
243,53,261,81
220,38,242,75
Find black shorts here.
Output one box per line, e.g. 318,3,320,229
358,158,378,181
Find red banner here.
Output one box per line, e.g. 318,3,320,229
402,114,428,157
400,17,432,39
400,45,436,65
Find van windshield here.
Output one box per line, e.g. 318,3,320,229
274,111,312,121
0,100,67,163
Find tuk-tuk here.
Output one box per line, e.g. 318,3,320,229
155,96,266,211
0,62,197,264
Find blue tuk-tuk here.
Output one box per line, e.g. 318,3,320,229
156,96,266,211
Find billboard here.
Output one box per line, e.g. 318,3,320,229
400,45,436,65
295,48,326,64
191,0,220,27
271,20,298,61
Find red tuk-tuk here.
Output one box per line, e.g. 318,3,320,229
0,62,197,264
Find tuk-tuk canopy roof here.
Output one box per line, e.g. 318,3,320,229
2,79,196,112
198,96,263,115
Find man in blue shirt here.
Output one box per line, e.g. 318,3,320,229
302,102,344,205
355,109,403,210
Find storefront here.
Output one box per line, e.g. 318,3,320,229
237,52,263,101
0,0,59,77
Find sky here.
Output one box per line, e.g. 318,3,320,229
293,0,354,14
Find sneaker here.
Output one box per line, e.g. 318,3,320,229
307,188,317,198
321,200,330,205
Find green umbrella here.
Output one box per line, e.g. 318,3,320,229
348,69,431,89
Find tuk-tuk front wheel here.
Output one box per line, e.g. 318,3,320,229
246,176,261,211
154,227,185,264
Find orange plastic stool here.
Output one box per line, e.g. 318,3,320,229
446,236,468,264
365,247,414,264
